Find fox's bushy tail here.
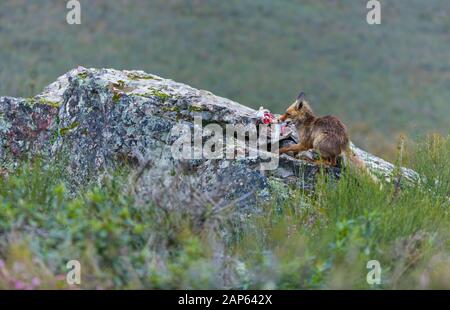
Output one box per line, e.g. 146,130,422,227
343,147,379,184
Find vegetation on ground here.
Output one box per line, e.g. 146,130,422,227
0,134,448,289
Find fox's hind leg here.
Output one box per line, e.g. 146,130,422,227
329,156,337,167
313,135,340,167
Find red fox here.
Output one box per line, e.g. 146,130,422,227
278,92,368,172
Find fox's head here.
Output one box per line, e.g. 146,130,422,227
278,92,314,123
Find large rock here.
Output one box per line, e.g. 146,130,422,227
0,68,418,207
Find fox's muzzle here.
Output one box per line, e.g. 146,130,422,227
279,114,288,122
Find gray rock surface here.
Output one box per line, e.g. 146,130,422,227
0,68,418,206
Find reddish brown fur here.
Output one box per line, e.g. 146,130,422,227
279,93,349,166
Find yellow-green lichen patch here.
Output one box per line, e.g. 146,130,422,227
188,105,205,112
115,80,126,89
152,90,171,101
60,121,80,136
161,106,180,113
135,89,171,102
24,98,37,106
112,92,123,103
127,72,161,81
38,98,61,108
24,98,61,108
78,71,89,79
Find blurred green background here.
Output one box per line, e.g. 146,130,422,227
1,0,449,159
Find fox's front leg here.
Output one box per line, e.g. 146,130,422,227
279,142,309,155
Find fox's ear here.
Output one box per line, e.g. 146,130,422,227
295,92,305,109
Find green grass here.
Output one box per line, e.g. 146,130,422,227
0,135,448,289
1,0,450,159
